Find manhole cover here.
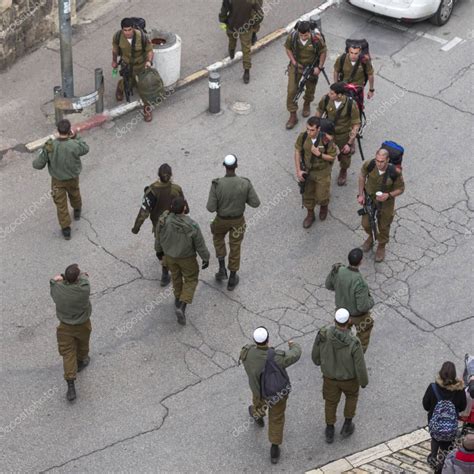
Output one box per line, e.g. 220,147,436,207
231,101,251,115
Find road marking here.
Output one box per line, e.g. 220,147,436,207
415,31,448,44
441,36,463,51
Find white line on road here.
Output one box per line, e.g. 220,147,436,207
415,31,448,45
441,36,463,51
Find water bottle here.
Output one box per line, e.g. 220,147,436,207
112,68,118,78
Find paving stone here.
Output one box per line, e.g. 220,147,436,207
399,448,429,462
371,459,406,473
381,456,402,466
409,445,431,457
346,444,391,467
386,428,431,452
355,465,384,473
391,452,417,465
320,458,353,472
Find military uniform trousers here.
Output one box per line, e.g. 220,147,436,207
227,29,253,70
117,65,152,106
323,376,359,425
252,394,288,445
361,202,395,244
57,319,91,381
287,64,318,112
211,216,245,272
334,136,355,171
303,171,331,210
166,255,199,304
349,312,374,353
51,176,82,229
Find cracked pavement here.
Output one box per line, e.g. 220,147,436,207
1,1,473,472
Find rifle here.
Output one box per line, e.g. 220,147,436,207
293,57,320,104
119,61,133,102
362,191,377,242
298,148,307,208
356,110,367,161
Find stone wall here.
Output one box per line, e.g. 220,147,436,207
0,0,87,71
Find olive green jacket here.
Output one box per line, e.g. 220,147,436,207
155,212,210,261
206,175,260,218
334,54,374,86
325,264,374,316
33,136,89,181
50,275,92,325
219,0,263,32
239,343,302,398
312,326,368,386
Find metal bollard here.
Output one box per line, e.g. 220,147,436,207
95,68,104,113
54,86,64,125
209,71,221,114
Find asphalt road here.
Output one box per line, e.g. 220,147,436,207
1,0,473,472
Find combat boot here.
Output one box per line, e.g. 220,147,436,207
251,32,257,45
337,168,347,186
77,356,90,373
160,266,171,287
270,444,280,464
62,227,71,240
302,101,311,117
303,209,315,229
215,257,228,281
319,205,328,221
285,112,298,130
73,208,81,220
325,424,335,443
243,69,250,84
361,236,373,252
375,243,386,262
115,82,124,102
66,380,76,401
143,105,153,122
227,271,239,291
175,302,187,325
341,418,355,438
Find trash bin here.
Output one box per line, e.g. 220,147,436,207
149,30,181,89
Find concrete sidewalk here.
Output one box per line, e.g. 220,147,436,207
308,428,434,473
0,0,323,155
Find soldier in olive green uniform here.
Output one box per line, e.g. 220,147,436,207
295,117,338,228
240,327,302,464
112,18,154,121
155,197,210,325
312,309,368,443
316,82,361,186
50,264,92,401
132,163,188,287
325,248,375,353
357,149,405,262
285,21,327,129
334,45,375,97
33,119,89,240
219,0,264,83
206,155,261,291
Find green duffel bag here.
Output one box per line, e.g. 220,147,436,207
136,68,165,106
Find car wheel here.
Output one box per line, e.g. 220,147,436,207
430,0,454,26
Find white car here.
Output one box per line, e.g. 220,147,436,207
347,0,457,26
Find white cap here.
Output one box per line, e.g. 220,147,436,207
223,154,237,167
335,308,350,324
253,327,268,344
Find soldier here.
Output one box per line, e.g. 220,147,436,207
315,82,361,186
294,117,338,229
312,309,368,444
206,154,261,291
357,149,405,262
285,20,327,129
333,44,375,99
325,248,375,353
239,327,302,464
219,0,264,83
50,264,92,401
32,119,89,240
155,197,210,325
112,18,154,121
132,163,189,287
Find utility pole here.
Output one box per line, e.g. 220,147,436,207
58,0,74,97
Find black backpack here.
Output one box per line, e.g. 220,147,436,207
322,93,354,124
260,348,291,401
338,38,370,84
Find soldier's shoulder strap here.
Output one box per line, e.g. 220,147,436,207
366,159,376,174
43,138,54,154
238,344,254,365
211,178,220,186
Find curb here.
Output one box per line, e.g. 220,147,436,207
25,0,337,152
306,427,431,473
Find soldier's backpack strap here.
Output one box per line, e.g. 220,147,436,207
114,30,122,56
338,53,347,81
239,344,253,365
367,159,376,174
